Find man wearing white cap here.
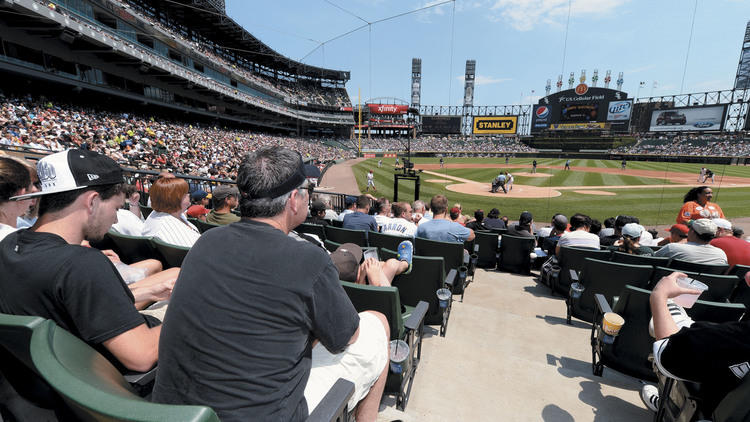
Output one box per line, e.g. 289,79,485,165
654,219,728,265
0,149,171,372
710,218,750,269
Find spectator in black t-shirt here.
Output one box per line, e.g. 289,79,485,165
641,271,750,415
153,148,389,422
465,209,486,232
0,149,173,373
507,211,534,237
305,200,329,226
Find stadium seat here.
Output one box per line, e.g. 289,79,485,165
339,281,428,411
690,273,739,303
380,248,457,336
296,223,327,241
728,265,750,319
138,204,153,219
651,266,698,287
553,246,612,296
151,237,190,268
107,231,158,264
567,258,652,324
368,231,409,253
667,258,729,275
474,231,499,268
685,298,746,324
324,226,368,247
329,219,344,228
192,219,221,234
610,251,670,268
0,313,220,421
498,234,536,275
591,285,657,382
0,313,356,422
414,237,469,295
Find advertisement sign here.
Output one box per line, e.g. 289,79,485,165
422,116,462,134
607,100,633,121
648,105,726,132
532,105,551,129
367,104,409,115
472,116,518,134
549,122,606,130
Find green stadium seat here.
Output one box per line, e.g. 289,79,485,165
498,234,536,275
553,246,612,296
414,237,468,295
668,258,729,275
324,226,368,247
296,223,327,241
474,231,499,268
368,231,409,253
107,231,157,264
151,237,190,268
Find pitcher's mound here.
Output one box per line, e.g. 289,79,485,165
446,183,562,198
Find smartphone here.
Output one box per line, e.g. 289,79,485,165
363,248,378,261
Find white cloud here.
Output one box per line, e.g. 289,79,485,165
488,0,629,31
626,64,657,74
456,74,512,86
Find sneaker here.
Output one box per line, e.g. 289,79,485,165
397,240,414,274
640,384,660,412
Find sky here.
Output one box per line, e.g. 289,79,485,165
224,0,750,107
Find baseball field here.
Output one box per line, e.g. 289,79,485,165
350,157,750,226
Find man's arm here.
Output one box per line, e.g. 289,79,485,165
466,227,475,241
650,271,700,340
102,324,161,372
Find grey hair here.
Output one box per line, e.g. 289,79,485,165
412,199,426,213
237,147,303,218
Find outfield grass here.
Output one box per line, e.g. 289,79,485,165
351,158,750,226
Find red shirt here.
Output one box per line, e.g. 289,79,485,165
710,236,750,268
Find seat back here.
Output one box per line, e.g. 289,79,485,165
599,285,657,382
296,223,326,241
151,237,191,268
498,234,536,275
573,259,652,323
340,281,404,340
329,219,344,228
651,266,700,287
690,273,739,303
324,226,368,247
381,248,446,326
414,237,464,274
107,231,157,264
368,231,409,253
610,251,670,267
0,313,219,421
668,258,729,275
729,265,750,314
686,299,746,324
193,219,221,234
556,246,612,294
474,231,499,268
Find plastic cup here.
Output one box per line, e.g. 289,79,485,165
602,312,625,336
389,340,409,374
672,277,708,308
436,288,452,308
570,282,585,299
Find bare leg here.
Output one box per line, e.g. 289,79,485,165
354,311,390,422
129,259,163,277
130,267,180,309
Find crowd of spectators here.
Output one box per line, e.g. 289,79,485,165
611,133,750,156
359,136,536,153
0,94,354,179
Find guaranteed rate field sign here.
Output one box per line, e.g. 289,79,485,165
472,116,518,134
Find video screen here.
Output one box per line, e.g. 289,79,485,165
422,116,462,134
561,104,599,122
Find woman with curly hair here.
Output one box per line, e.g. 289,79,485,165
676,186,724,225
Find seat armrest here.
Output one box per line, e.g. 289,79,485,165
306,378,355,422
404,301,429,331
463,253,470,265
570,269,579,282
123,366,157,386
594,294,612,314
444,269,457,289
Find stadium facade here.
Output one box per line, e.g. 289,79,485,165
0,0,355,136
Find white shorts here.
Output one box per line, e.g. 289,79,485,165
367,180,375,186
304,312,388,413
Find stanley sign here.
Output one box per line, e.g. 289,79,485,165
472,116,518,134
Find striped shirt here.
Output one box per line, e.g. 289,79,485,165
142,211,200,248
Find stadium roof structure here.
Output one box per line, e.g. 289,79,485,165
140,0,350,82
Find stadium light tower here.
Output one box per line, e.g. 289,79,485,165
734,20,750,90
